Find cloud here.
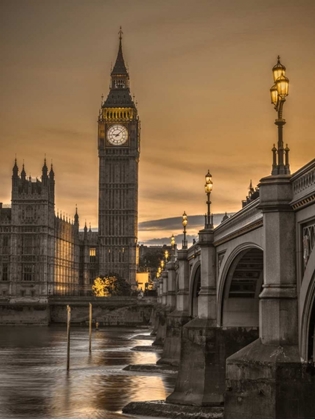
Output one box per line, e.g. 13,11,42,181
139,213,233,231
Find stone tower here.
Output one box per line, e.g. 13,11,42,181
97,29,140,286
10,159,55,299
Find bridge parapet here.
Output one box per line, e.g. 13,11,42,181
214,198,262,246
187,243,200,260
291,158,315,210
48,295,156,307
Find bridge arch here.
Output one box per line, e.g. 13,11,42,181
189,262,201,317
218,243,263,327
299,246,315,362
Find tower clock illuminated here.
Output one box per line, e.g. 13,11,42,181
107,124,128,145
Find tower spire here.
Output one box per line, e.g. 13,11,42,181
111,26,128,78
103,28,135,108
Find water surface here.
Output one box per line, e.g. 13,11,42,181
0,326,176,418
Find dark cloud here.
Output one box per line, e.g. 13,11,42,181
139,213,233,231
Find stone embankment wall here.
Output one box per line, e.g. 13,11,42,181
0,302,50,325
0,297,156,326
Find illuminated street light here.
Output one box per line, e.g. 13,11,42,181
171,234,175,249
270,56,290,175
171,234,176,262
182,211,188,249
204,170,213,228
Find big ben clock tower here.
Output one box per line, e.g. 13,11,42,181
98,29,140,286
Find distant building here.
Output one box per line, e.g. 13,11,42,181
0,32,140,299
139,244,173,286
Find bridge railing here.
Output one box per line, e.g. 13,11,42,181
291,159,315,210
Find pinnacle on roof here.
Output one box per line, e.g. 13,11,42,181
111,27,128,77
42,157,48,176
21,163,26,178
49,163,54,177
12,158,18,175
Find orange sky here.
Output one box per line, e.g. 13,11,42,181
1,0,314,243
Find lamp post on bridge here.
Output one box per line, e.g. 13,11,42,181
204,170,213,229
171,234,176,262
182,211,188,249
270,56,290,175
164,250,169,265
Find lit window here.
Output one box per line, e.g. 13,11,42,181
89,248,96,263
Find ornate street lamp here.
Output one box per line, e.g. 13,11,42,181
270,56,290,175
182,211,188,249
171,234,175,249
164,250,169,263
171,234,176,262
204,170,213,228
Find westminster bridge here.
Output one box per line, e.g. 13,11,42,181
153,158,315,418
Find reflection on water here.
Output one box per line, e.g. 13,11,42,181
0,326,176,418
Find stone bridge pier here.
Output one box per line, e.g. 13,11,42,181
153,270,168,346
166,227,257,406
150,275,163,336
157,247,191,366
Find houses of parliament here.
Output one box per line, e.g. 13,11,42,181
0,32,140,299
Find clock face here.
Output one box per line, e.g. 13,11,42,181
107,124,128,145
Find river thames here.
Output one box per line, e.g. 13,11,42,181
0,326,176,419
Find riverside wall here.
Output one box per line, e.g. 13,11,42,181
0,296,156,326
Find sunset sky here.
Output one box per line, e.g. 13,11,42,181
1,0,314,243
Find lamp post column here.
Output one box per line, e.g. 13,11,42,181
198,170,215,319
269,56,290,176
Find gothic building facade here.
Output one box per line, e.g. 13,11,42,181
0,32,140,299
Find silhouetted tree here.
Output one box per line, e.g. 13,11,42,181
92,273,132,296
